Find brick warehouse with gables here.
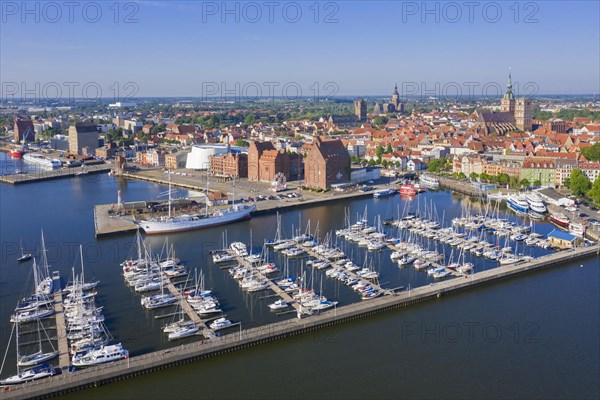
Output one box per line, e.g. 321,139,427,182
304,136,351,190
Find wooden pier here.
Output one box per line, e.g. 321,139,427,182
2,245,598,400
303,247,391,293
162,280,215,339
227,251,300,312
51,273,70,369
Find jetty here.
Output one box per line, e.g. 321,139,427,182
162,280,215,339
226,250,299,312
2,244,597,400
51,272,70,369
0,164,111,185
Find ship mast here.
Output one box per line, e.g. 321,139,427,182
205,171,209,217
232,175,236,208
168,170,172,219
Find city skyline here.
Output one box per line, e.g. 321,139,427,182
1,1,599,97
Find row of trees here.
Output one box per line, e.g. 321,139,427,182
567,168,600,203
453,171,534,189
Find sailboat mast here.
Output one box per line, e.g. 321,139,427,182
80,245,85,283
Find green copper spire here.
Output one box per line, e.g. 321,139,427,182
504,69,514,100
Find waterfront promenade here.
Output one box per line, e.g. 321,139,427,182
2,244,597,400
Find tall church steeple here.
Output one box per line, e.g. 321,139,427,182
501,69,515,113
391,83,400,110
504,69,514,100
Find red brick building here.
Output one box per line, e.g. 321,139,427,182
304,137,351,189
248,140,290,182
210,152,248,178
14,116,35,142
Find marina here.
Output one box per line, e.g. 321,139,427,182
1,244,597,400
1,152,598,399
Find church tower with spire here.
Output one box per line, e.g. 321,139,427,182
500,71,515,113
391,83,400,110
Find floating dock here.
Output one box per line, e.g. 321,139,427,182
227,250,300,312
0,165,111,185
51,273,70,369
162,280,216,339
2,244,597,400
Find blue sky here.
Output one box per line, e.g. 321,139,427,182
1,1,599,97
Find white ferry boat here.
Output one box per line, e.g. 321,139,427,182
419,174,440,189
23,153,62,170
506,194,529,213
524,192,547,213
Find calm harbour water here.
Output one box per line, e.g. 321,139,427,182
0,152,598,399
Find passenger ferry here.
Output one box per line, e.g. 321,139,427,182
419,174,440,189
506,194,529,213
524,192,547,213
373,187,397,198
23,153,62,170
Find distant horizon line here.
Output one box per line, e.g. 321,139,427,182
1,94,599,103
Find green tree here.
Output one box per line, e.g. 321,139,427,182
587,177,600,203
581,143,600,161
520,178,530,188
375,145,384,158
385,143,393,154
235,139,248,147
458,172,466,179
382,160,389,168
368,159,375,166
563,178,571,188
395,161,401,169
497,173,510,186
480,172,490,182
373,116,388,126
533,179,542,187
569,169,591,196
245,113,256,125
427,158,446,172
470,172,479,181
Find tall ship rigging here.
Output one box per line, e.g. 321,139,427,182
137,172,255,234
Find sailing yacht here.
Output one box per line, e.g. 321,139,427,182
17,240,32,262
17,318,58,367
0,364,57,386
